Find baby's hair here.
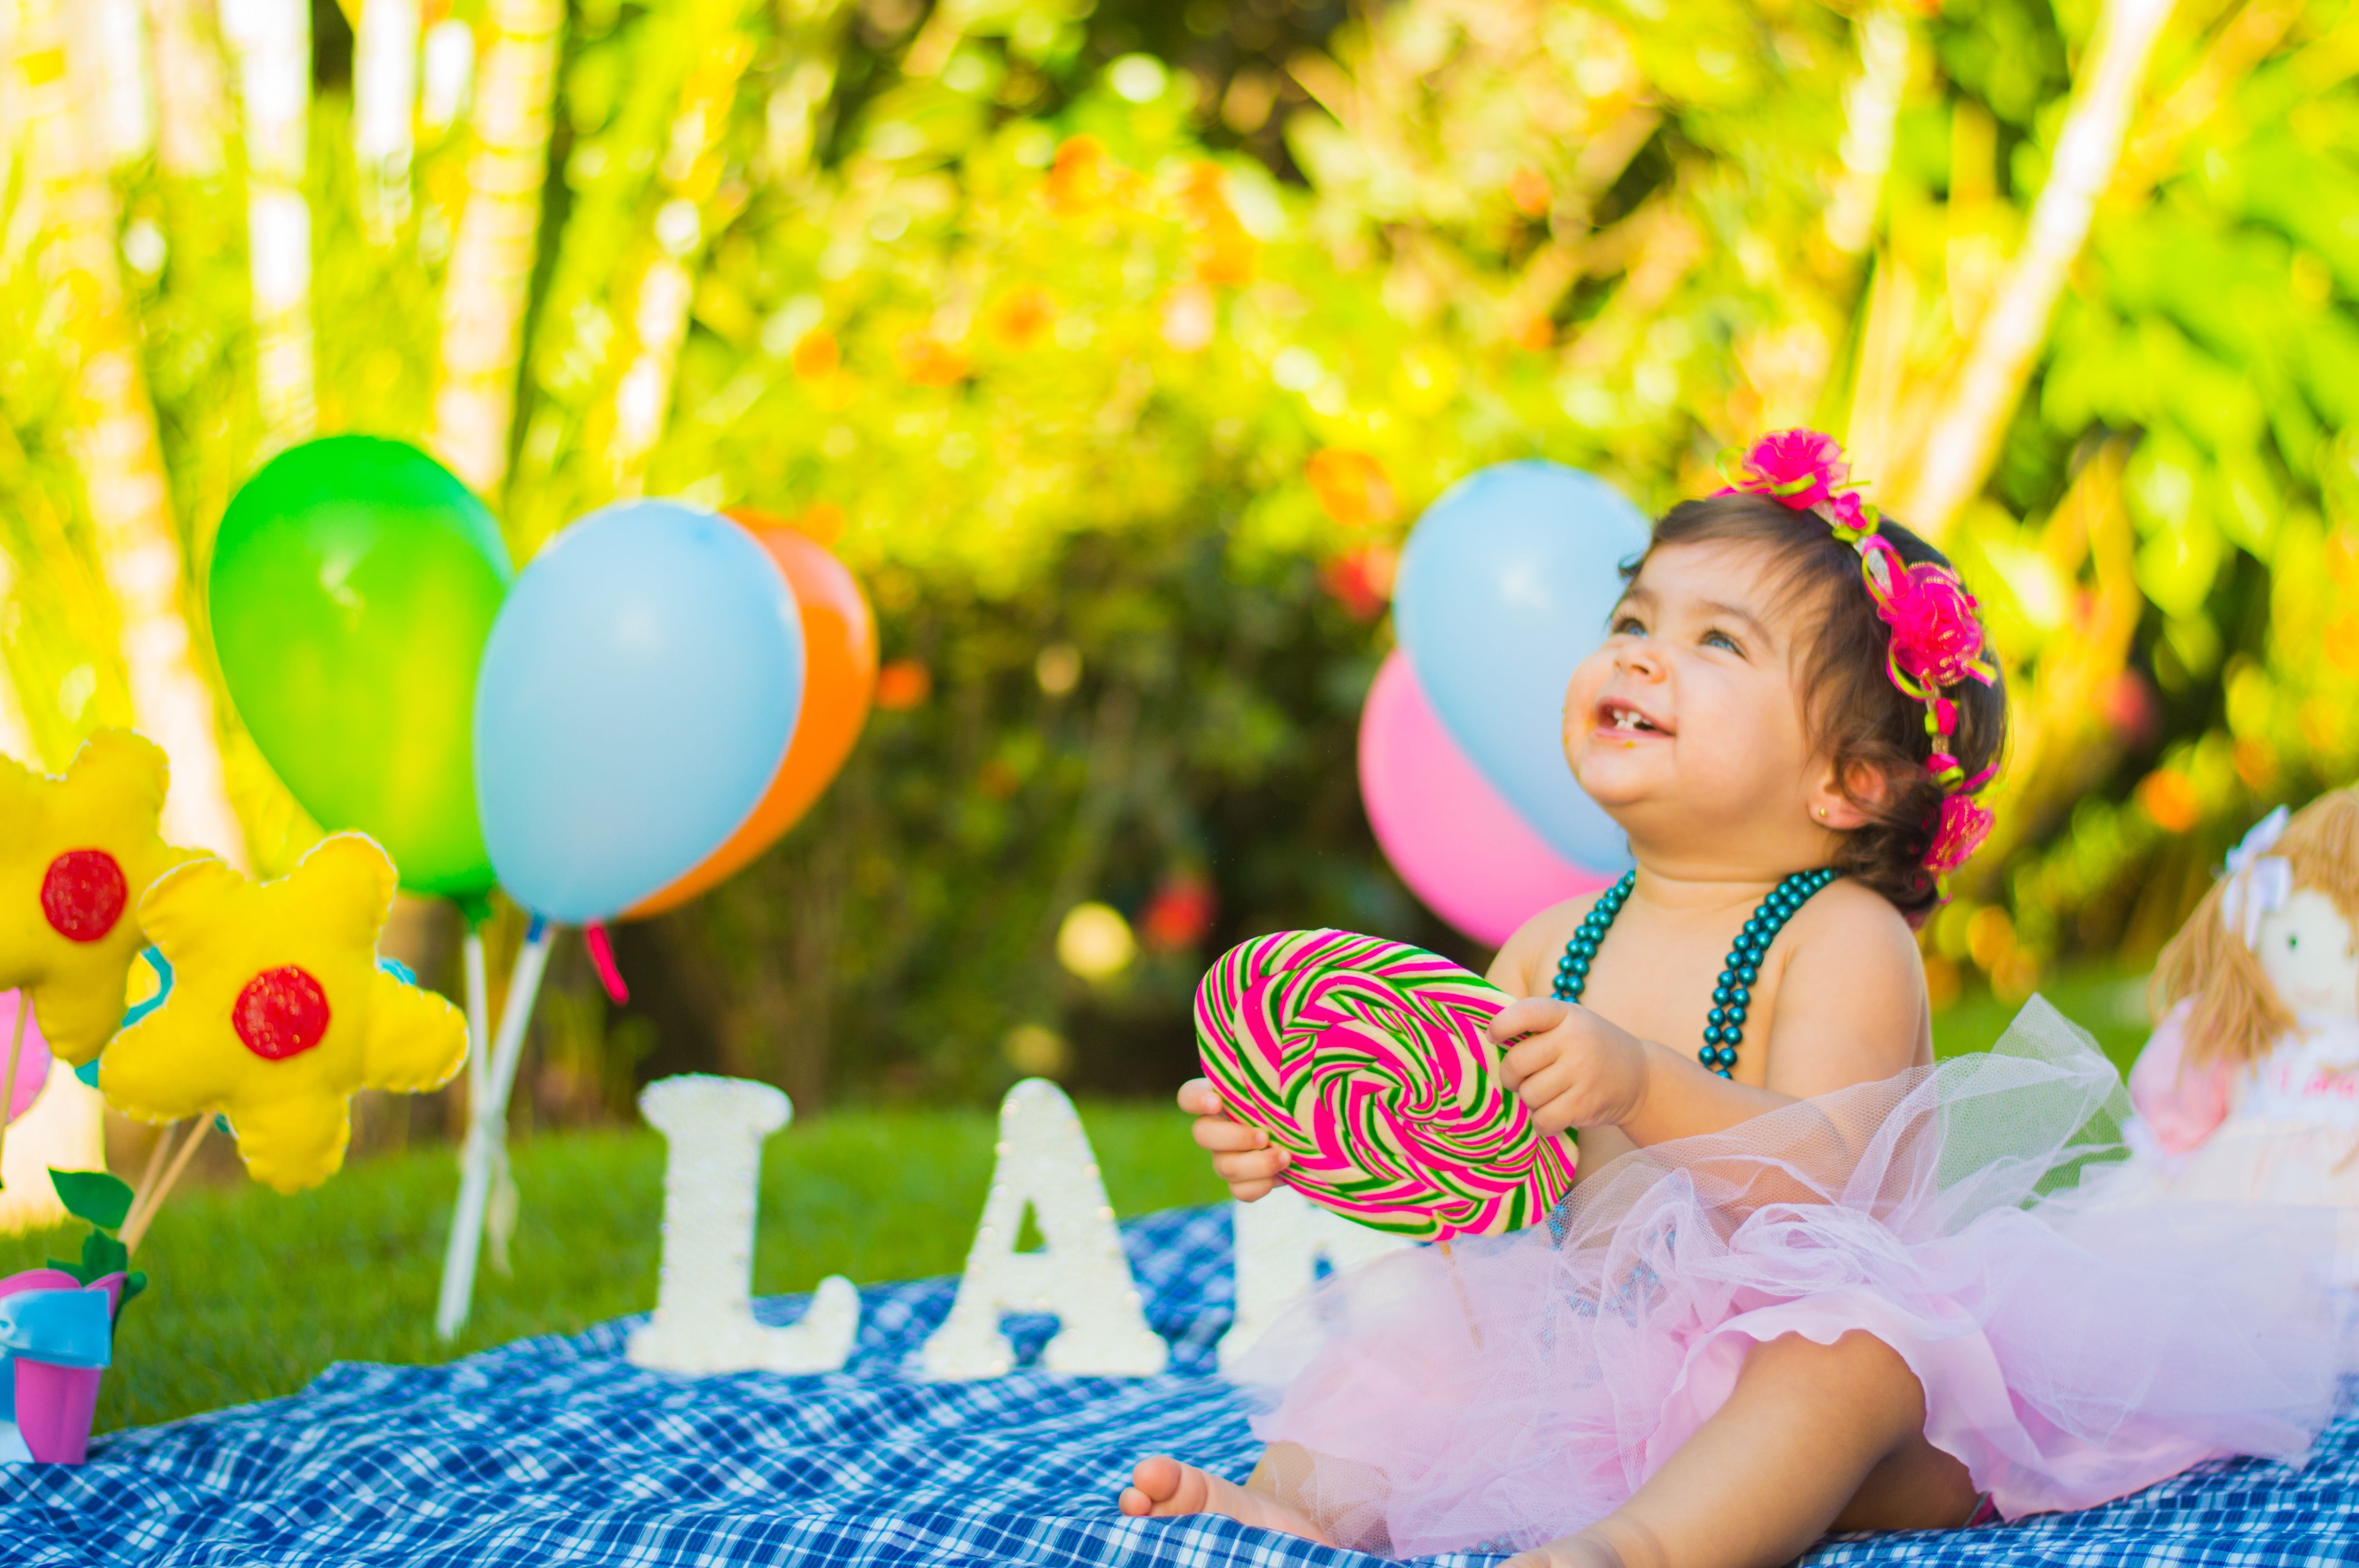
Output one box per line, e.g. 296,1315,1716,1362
1621,492,2007,924
2152,788,2359,1068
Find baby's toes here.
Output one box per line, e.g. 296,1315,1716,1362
1124,1455,1210,1517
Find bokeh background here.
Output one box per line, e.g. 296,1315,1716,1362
6,0,2355,1140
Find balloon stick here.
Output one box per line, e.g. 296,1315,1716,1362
0,995,26,1181
123,1117,211,1253
462,926,519,1278
436,918,554,1339
462,928,489,1112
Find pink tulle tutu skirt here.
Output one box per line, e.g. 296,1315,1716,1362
1229,999,2357,1558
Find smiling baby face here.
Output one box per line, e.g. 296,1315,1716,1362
1559,538,1836,871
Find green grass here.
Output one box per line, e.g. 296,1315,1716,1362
18,973,2158,1437
1930,969,2154,1078
3,1102,1223,1435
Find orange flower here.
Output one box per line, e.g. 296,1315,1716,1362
1180,163,1257,287
993,287,1055,347
791,328,839,380
2136,769,2201,833
876,659,932,711
898,331,970,387
1515,315,1556,353
1305,448,1399,530
1160,281,1216,353
1196,225,1258,289
1179,163,1230,227
2234,738,2279,792
1319,543,1400,621
1507,166,1552,217
2327,614,2359,672
1046,136,1109,215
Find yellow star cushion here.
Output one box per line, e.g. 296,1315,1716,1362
100,833,469,1192
0,731,197,1065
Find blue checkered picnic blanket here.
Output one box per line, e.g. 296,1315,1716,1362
0,1204,2349,1566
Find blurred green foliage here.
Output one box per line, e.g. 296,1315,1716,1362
7,0,2359,1118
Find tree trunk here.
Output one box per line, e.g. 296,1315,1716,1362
603,0,765,492
23,0,249,866
75,0,156,167
353,0,420,242
427,0,563,502
1823,6,1910,258
142,0,229,180
1894,0,2177,540
220,0,315,449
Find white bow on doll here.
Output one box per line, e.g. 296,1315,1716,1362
2220,805,2294,951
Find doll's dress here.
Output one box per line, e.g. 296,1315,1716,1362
2097,1000,2359,1276
1226,998,2354,1560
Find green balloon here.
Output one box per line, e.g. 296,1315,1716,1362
210,435,513,903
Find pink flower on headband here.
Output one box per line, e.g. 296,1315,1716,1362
1716,425,2003,884
1823,490,1870,536
1732,429,1850,510
1925,793,1995,877
1860,537,1992,690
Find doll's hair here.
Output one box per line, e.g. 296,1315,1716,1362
2152,787,2359,1068
1624,492,2008,926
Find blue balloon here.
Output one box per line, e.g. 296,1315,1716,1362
1394,461,1653,874
473,501,804,922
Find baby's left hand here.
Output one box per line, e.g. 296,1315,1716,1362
1488,998,1649,1136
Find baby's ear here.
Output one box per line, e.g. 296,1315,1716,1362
1839,759,1898,809
1808,759,1892,831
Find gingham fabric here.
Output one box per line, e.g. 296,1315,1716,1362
0,1204,2349,1566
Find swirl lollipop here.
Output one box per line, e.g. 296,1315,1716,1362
1194,929,1576,1240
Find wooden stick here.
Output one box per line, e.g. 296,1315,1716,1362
123,1120,182,1237
121,1117,209,1253
0,995,27,1183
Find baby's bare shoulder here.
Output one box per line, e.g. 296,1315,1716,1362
1488,888,1610,995
1779,879,1925,1001
1767,879,1930,1089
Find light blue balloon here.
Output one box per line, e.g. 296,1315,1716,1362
473,501,804,922
1394,461,1653,874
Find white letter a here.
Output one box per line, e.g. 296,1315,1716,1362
922,1078,1167,1379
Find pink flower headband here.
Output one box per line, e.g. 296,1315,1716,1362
1718,429,1999,880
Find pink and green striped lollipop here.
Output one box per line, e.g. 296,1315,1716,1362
1194,929,1577,1240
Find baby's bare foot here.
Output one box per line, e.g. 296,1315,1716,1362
1118,1455,1336,1544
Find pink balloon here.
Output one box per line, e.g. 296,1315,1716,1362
0,991,53,1125
1359,650,1616,947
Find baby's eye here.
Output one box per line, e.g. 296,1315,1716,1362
1702,629,1743,655
1611,615,1647,636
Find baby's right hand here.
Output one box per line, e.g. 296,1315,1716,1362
1178,1077,1291,1201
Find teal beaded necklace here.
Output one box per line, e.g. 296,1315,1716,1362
1551,867,1840,1078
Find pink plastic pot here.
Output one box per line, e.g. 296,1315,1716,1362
0,1268,122,1465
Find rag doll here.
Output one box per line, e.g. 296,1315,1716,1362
2106,789,2359,1264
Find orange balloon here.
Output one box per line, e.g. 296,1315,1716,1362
624,512,877,917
